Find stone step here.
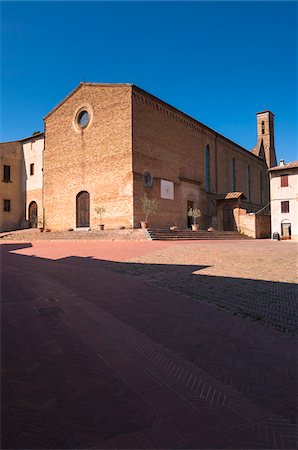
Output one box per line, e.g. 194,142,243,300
147,229,251,241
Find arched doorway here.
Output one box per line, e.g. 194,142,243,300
28,201,38,228
223,205,235,231
76,191,90,228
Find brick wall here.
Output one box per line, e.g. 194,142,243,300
44,84,133,231
132,86,269,229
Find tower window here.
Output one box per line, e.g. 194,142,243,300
261,121,265,134
205,145,210,193
280,174,288,187
3,199,11,212
3,165,11,182
281,201,289,213
232,158,236,191
30,163,34,176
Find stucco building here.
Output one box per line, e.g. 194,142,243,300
269,160,298,240
1,83,277,234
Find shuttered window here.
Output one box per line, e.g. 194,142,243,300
281,201,289,213
280,175,288,187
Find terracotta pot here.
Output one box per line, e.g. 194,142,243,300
140,221,149,229
191,224,199,231
98,224,104,231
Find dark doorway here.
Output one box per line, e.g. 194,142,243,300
187,201,194,228
223,205,235,231
76,191,90,228
28,201,38,228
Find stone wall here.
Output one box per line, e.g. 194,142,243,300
238,212,271,238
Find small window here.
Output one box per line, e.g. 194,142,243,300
281,201,289,213
280,174,288,187
30,163,34,176
3,199,11,212
3,165,11,182
261,121,265,135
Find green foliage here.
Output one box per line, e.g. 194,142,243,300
32,131,41,136
140,194,159,221
94,205,106,222
187,207,201,224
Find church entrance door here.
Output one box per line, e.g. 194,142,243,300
223,205,235,231
76,191,90,228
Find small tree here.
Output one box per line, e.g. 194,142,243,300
187,207,201,225
140,194,159,222
94,206,106,224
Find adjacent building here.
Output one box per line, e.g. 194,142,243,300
1,83,278,234
269,160,298,240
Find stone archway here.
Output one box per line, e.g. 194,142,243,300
76,191,90,228
28,201,38,228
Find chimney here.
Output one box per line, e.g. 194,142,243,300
280,159,285,166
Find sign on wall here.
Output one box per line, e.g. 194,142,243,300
160,179,174,200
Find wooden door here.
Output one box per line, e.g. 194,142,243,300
187,201,194,228
223,205,235,231
29,202,37,228
76,191,90,228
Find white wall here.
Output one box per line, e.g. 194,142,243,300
22,137,44,192
270,169,298,239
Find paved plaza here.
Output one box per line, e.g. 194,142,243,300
1,239,297,449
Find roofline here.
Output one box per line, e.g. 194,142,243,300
133,85,266,164
43,82,133,120
19,132,44,142
256,110,275,116
43,81,269,164
268,162,298,172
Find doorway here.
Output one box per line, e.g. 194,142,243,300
223,205,235,231
281,222,291,239
28,201,38,228
76,191,90,228
187,201,194,228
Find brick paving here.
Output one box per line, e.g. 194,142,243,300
1,240,297,449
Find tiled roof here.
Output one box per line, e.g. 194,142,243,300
268,161,298,171
216,192,246,200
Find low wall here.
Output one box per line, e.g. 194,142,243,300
238,213,271,239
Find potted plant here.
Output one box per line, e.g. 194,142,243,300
94,206,106,230
187,207,201,231
37,219,44,232
140,194,159,228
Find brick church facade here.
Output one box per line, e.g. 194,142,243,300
0,83,277,233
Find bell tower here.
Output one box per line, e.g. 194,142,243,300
256,111,277,168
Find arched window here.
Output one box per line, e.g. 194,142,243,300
232,158,236,191
205,145,210,193
247,165,251,202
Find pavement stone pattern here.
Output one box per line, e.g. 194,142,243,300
1,239,297,449
106,240,298,335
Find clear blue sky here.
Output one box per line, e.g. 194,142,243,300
1,1,297,162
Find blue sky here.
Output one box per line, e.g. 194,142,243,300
1,1,297,162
